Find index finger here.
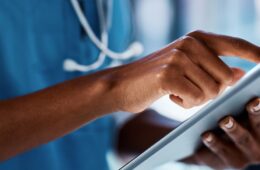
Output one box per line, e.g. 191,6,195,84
188,30,260,63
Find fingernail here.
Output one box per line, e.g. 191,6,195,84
251,99,260,114
221,117,234,129
203,133,214,143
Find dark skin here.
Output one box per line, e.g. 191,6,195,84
117,109,180,157
119,98,260,170
184,97,260,169
1,31,260,161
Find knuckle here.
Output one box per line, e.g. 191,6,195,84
187,30,205,37
179,36,196,47
170,49,189,65
172,49,186,58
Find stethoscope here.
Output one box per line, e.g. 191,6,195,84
63,0,144,72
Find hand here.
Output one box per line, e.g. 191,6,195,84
113,30,260,113
182,98,260,169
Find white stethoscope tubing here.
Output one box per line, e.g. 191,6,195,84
63,0,144,72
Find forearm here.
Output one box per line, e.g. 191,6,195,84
1,31,258,161
117,109,180,156
0,67,119,161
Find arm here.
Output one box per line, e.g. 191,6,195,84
0,68,120,161
1,31,259,161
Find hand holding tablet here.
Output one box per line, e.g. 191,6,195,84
121,64,260,170
183,97,260,169
119,31,260,169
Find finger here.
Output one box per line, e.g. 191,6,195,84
184,59,220,100
188,30,260,63
220,116,260,162
167,76,204,108
230,67,245,85
247,98,260,139
202,132,247,169
175,36,235,86
217,68,245,95
181,147,226,169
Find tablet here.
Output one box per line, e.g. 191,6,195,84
120,64,260,170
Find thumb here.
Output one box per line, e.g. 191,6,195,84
229,67,246,85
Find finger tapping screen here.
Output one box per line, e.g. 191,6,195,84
121,64,260,170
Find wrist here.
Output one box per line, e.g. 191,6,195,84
106,62,164,114
86,66,125,116
101,64,140,113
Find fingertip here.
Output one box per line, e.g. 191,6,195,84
247,98,260,115
230,67,245,85
202,132,214,146
219,116,235,131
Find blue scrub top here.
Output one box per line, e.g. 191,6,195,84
0,0,133,170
